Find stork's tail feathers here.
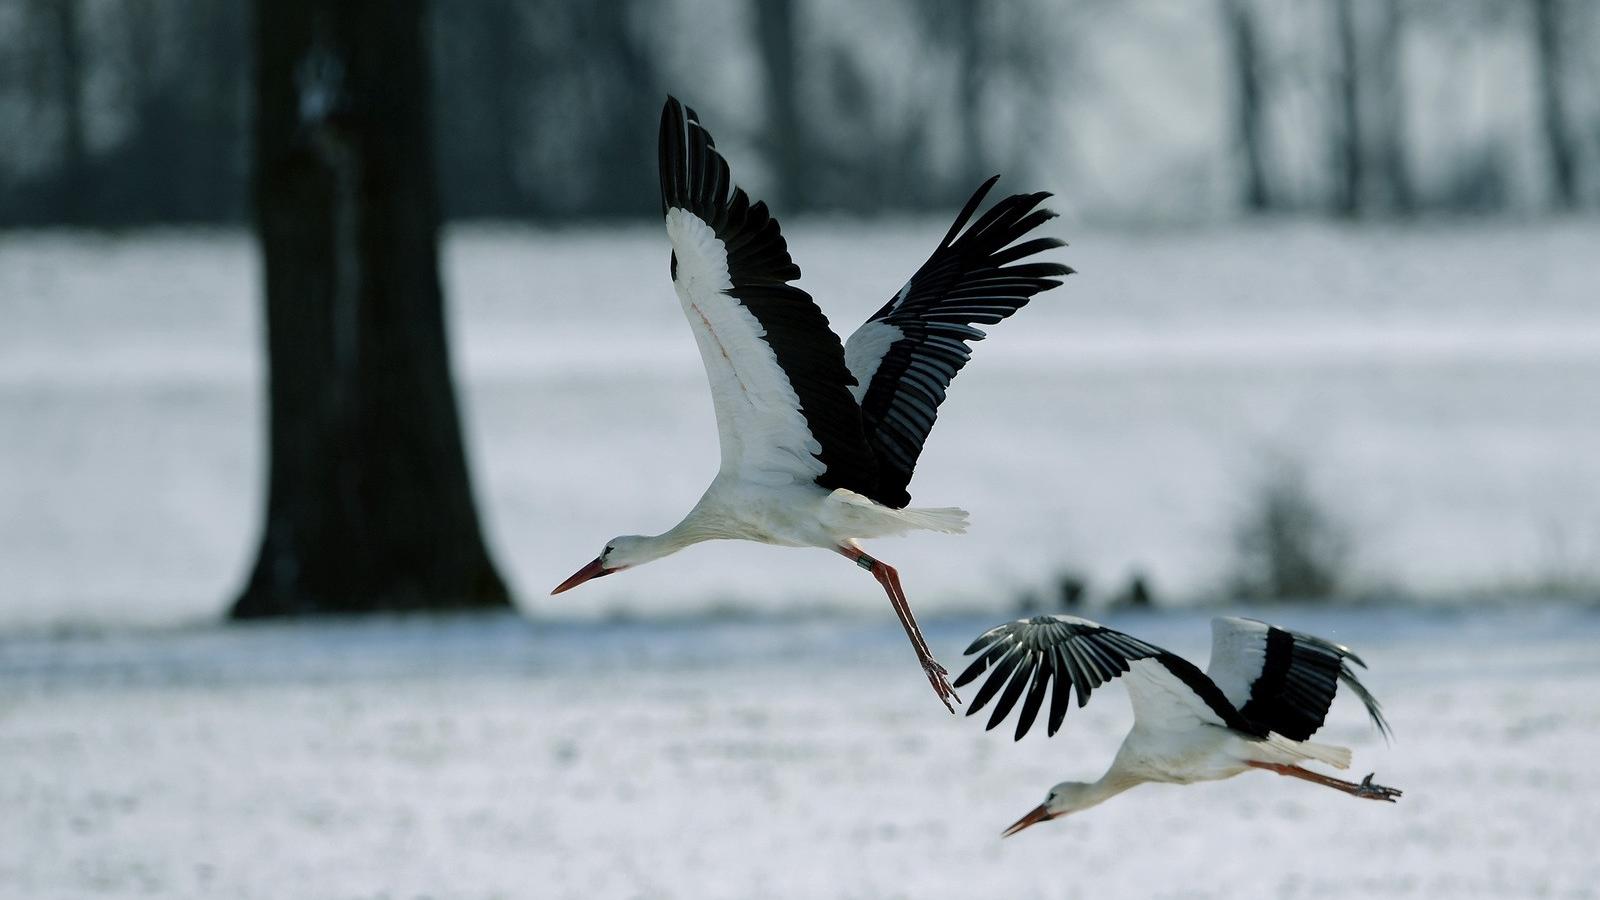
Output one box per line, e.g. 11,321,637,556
896,506,970,535
1260,733,1352,770
824,491,969,537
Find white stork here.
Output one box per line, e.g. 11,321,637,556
552,97,1071,710
951,615,1399,836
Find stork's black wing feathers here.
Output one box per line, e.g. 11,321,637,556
659,97,878,494
845,178,1072,507
1251,625,1389,741
1207,617,1391,742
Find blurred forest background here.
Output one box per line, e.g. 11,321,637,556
3,0,1598,227
2,0,1598,626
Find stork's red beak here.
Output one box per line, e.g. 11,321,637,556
1001,803,1057,838
551,557,615,595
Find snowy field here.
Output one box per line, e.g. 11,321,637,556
3,221,1600,897
2,221,1599,628
2,606,1598,899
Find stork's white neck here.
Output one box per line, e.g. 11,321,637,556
612,506,741,569
1050,768,1146,817
1084,768,1146,808
645,518,719,558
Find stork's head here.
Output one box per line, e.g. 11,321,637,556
550,535,662,594
1001,782,1093,837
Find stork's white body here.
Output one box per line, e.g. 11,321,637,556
1110,726,1250,786
673,481,967,551
1112,717,1344,787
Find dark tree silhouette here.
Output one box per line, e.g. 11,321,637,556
233,0,510,618
1372,0,1414,215
1532,0,1577,209
43,0,88,223
1330,0,1364,216
755,0,805,210
1221,0,1273,211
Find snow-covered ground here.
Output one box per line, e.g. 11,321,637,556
4,222,1598,895
3,221,1599,627
2,606,1597,898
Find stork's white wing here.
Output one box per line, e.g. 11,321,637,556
1121,659,1234,732
665,209,821,485
659,97,877,490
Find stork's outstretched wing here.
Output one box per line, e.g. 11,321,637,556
842,178,1071,507
1205,617,1391,742
659,96,877,491
955,615,1258,740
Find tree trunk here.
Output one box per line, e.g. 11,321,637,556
1330,0,1363,217
1221,0,1272,211
755,0,804,211
1372,0,1414,215
233,0,510,618
46,0,88,224
1532,0,1576,209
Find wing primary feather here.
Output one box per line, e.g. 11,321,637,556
1046,646,1074,735
962,627,1007,657
658,106,676,218
1339,661,1392,740
986,655,1038,732
1062,640,1100,706
1014,653,1053,740
989,237,1068,268
936,174,1001,247
953,645,1003,688
966,644,1028,715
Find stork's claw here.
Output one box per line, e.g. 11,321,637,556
1355,772,1403,802
924,659,960,713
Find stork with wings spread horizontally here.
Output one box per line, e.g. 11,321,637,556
553,97,1072,709
953,614,1401,835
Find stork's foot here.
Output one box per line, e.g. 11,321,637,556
1247,761,1403,803
922,657,960,713
1354,773,1403,802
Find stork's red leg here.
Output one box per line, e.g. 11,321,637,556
1246,761,1402,802
838,547,959,712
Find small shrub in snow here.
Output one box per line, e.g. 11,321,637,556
1227,454,1352,602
